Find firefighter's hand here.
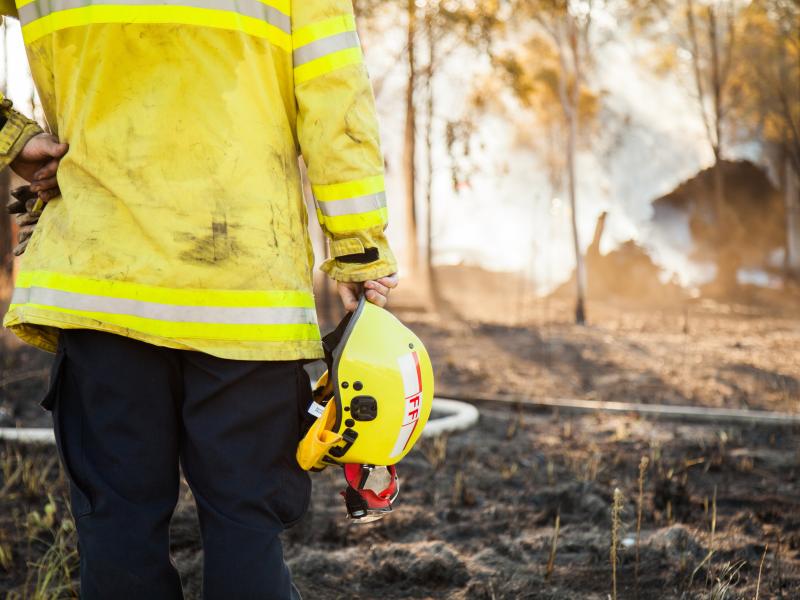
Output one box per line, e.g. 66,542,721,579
337,274,399,311
10,133,68,204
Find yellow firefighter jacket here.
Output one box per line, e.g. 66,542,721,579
1,0,397,360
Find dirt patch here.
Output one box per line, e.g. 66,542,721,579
399,296,800,413
2,408,797,598
0,299,798,598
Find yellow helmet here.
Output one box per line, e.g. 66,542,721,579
297,296,435,473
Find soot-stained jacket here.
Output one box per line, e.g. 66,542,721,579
1,0,397,360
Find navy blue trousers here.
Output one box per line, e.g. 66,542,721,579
44,329,311,600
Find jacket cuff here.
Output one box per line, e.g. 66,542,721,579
0,98,43,171
321,229,398,283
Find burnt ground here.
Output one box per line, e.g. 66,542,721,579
1,291,799,599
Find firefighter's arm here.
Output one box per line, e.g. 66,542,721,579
1,94,68,256
291,0,398,283
0,94,43,171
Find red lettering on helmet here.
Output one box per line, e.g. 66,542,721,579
392,351,426,458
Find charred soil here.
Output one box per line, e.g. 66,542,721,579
0,298,798,599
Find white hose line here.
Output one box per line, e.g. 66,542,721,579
0,427,54,444
0,397,481,446
457,394,800,426
422,398,480,437
5,393,794,447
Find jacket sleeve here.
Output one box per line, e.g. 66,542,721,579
291,0,398,283
0,93,43,171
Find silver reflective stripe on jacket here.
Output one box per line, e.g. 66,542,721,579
12,286,318,325
293,30,360,66
314,192,386,217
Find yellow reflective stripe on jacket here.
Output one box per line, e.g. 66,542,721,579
292,13,362,84
11,271,319,342
291,13,353,48
311,174,384,202
15,271,315,308
311,175,387,234
316,206,388,233
17,0,292,47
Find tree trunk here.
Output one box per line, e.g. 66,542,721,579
786,156,800,280
566,20,586,326
711,155,738,292
566,106,586,325
712,151,726,220
550,17,588,326
402,0,418,279
423,7,438,307
587,211,608,260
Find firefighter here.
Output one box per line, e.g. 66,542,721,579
0,0,398,597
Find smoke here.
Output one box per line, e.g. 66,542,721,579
371,19,758,294
1,15,764,294
2,20,38,119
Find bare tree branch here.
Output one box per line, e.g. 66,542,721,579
686,0,718,154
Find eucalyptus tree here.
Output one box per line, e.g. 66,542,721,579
635,0,799,284
355,0,504,300
734,0,800,277
632,0,752,290
496,0,611,324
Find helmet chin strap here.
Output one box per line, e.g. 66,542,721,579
341,464,399,522
320,309,355,371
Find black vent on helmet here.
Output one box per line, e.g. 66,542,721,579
350,396,378,421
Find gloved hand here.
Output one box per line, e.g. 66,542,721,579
7,185,41,256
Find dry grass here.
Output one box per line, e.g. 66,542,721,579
17,515,79,600
690,484,718,589
1,444,79,600
0,532,13,571
707,560,745,600
611,488,624,600
545,510,560,582
1,448,59,499
755,544,768,600
420,434,448,471
505,404,524,440
635,455,649,592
